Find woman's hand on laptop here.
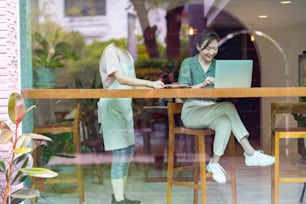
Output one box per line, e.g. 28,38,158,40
201,77,215,88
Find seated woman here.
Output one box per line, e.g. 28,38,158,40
178,30,275,184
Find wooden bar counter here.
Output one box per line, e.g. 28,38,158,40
22,87,306,99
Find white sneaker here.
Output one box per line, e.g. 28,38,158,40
244,150,275,167
206,160,227,184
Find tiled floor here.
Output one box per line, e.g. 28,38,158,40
33,138,306,204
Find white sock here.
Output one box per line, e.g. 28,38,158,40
111,178,124,201
211,154,221,163
123,176,127,190
240,137,255,156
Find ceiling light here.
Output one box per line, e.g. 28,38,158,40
280,1,292,4
258,15,268,19
186,27,197,36
250,34,255,42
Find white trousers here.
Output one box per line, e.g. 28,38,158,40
181,100,249,156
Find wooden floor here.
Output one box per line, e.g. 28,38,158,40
34,139,306,204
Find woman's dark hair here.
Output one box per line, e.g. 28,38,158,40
192,31,220,56
159,69,173,84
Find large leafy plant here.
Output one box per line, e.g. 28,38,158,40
0,93,57,204
33,30,77,69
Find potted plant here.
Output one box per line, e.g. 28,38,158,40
0,92,57,204
32,30,78,88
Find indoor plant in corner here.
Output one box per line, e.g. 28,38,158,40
32,30,77,88
0,92,57,204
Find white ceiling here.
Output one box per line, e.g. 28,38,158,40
189,0,306,29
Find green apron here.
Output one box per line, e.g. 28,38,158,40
97,51,135,151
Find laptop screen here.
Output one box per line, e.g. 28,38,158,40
214,60,253,88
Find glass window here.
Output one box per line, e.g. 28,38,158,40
65,0,106,16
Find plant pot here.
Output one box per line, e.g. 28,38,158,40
33,67,56,88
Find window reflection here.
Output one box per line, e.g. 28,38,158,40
65,0,106,16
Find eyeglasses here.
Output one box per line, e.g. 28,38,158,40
204,46,218,51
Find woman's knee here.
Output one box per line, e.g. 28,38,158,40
213,115,231,129
221,115,231,124
221,101,235,109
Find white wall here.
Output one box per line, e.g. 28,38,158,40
223,4,306,151
40,0,167,45
0,0,20,126
257,24,306,151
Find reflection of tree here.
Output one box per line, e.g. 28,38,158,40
130,0,187,59
143,26,160,58
166,6,184,59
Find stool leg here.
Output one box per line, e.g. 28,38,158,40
271,132,275,204
193,136,199,204
228,134,237,204
95,163,103,184
167,131,175,204
77,164,84,203
273,133,280,204
198,134,207,204
299,182,306,203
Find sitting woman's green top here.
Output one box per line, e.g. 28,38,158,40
178,55,217,102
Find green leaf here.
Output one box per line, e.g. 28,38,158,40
16,135,32,148
22,133,52,141
17,105,36,124
8,92,23,123
0,129,14,144
13,154,28,166
52,30,60,46
13,147,32,154
20,167,58,178
11,188,40,199
0,158,6,172
34,49,48,60
19,175,30,183
7,93,35,124
34,32,49,50
12,169,24,184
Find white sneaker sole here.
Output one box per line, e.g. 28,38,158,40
245,160,275,167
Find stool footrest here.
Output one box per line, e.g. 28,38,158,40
279,178,306,183
173,165,195,172
280,170,306,175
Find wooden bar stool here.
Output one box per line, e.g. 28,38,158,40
271,102,306,204
166,102,237,204
31,103,84,204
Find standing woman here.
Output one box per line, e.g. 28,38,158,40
98,43,164,204
178,31,275,184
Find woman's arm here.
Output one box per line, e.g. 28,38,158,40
113,70,164,89
192,76,215,89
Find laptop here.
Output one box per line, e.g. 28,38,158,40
214,60,253,88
